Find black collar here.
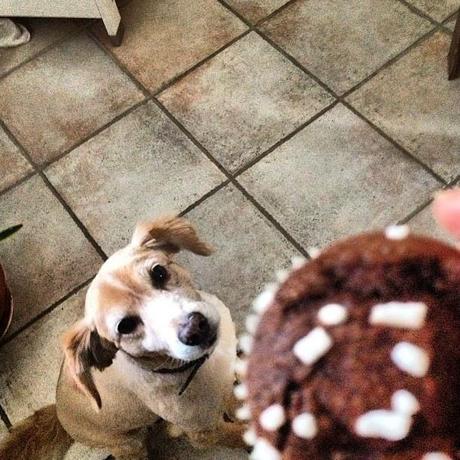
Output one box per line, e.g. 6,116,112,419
153,354,208,395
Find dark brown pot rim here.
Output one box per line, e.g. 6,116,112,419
0,264,14,339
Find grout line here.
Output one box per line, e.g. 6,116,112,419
87,28,151,97
399,197,434,224
233,100,338,177
255,28,339,97
396,0,441,26
41,98,150,170
341,101,447,184
0,21,94,83
0,171,37,199
0,277,93,350
0,405,12,429
152,98,310,258
39,173,108,260
255,0,301,26
0,122,108,261
153,30,252,97
400,177,459,224
341,25,441,98
179,180,231,216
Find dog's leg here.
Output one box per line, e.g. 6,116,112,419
185,420,248,450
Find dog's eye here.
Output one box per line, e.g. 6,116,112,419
117,316,141,335
150,264,169,288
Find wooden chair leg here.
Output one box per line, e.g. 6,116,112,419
448,10,460,80
94,0,124,47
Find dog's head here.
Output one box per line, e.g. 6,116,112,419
62,215,218,409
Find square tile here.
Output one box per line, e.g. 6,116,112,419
407,0,459,21
46,101,225,255
409,203,456,245
178,185,299,332
347,32,460,181
239,104,440,249
0,19,82,77
0,288,85,423
260,0,432,94
155,434,245,459
0,33,144,165
224,0,289,23
94,0,247,92
0,177,102,334
159,32,334,172
0,126,33,193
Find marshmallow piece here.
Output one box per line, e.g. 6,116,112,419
385,224,410,240
293,327,333,366
245,314,260,335
391,390,420,416
243,428,257,446
259,404,286,431
234,383,248,400
318,303,348,326
239,334,254,354
234,358,247,377
275,269,289,283
391,342,430,378
291,255,307,270
252,286,276,314
251,438,281,460
292,412,318,439
355,410,412,441
307,247,321,258
236,404,251,421
370,302,427,329
422,453,453,460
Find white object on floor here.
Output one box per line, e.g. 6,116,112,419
0,19,30,48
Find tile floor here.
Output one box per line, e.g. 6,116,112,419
0,1,459,458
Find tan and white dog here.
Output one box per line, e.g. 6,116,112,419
0,216,247,460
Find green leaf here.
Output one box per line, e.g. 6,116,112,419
0,224,22,242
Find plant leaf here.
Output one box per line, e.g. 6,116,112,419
0,224,22,241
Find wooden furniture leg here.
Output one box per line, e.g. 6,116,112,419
448,9,460,80
94,0,124,46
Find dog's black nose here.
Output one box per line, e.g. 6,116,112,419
178,312,211,347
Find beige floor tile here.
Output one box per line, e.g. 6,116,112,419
0,19,82,77
239,104,441,249
94,0,247,92
0,177,101,334
224,0,289,23
0,288,85,423
0,33,144,165
0,127,33,193
46,101,225,255
407,0,459,21
178,184,299,332
347,32,460,181
156,436,246,459
159,32,334,172
260,0,432,94
409,203,456,245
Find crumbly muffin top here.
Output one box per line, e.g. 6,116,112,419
239,227,460,460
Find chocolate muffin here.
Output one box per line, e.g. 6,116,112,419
237,226,460,460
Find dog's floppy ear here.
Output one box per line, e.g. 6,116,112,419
131,215,213,256
62,320,117,411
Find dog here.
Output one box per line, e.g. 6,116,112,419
0,216,247,459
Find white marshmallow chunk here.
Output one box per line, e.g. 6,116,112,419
391,342,430,378
370,301,427,329
259,404,286,431
318,303,348,326
355,410,412,441
292,412,318,439
293,327,333,366
391,389,420,416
